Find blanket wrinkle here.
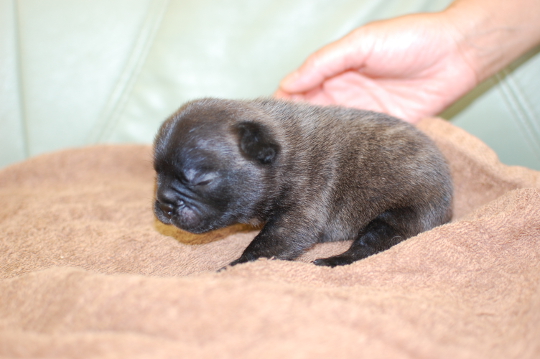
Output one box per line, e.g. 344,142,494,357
1,118,540,358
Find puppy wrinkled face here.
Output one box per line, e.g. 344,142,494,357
153,102,275,234
154,155,223,233
153,125,239,233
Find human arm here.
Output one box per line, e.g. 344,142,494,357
275,0,540,123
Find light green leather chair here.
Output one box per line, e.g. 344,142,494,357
2,0,539,170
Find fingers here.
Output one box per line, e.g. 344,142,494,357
273,88,291,99
272,88,300,101
279,30,367,94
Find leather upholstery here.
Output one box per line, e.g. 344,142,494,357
1,0,539,169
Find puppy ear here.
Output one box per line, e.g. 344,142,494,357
235,122,280,165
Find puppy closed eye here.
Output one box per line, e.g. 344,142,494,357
192,173,218,187
194,179,212,186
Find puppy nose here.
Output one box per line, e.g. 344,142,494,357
158,202,175,219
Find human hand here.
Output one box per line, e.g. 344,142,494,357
275,13,479,123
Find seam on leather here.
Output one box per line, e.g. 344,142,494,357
495,69,540,163
12,0,30,159
88,0,170,144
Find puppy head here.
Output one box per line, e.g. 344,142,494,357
153,99,280,233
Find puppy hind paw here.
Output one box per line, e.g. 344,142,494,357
313,255,357,267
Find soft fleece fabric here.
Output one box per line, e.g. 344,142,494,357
1,118,540,358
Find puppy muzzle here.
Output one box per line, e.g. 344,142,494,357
154,198,208,233
157,201,176,220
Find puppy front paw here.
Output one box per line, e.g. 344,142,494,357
217,257,249,272
229,257,248,267
229,252,262,267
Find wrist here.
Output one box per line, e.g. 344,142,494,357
441,0,540,82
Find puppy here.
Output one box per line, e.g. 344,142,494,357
153,98,452,267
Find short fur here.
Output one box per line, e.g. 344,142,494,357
153,98,453,267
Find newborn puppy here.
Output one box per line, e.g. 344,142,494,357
153,98,453,267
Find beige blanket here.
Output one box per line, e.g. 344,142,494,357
1,118,540,358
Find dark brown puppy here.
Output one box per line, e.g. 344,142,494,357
153,98,452,267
